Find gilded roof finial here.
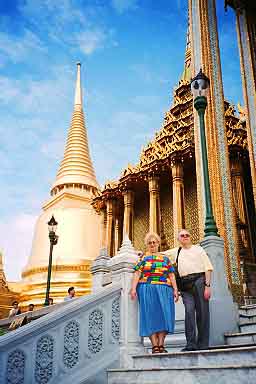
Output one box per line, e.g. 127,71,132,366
180,8,191,83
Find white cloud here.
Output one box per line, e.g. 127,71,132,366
0,64,73,113
18,0,115,56
19,0,87,27
111,0,138,13
0,213,37,281
77,29,107,55
0,29,45,63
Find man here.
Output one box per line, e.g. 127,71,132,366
64,287,76,301
8,301,21,317
28,304,34,312
165,229,213,351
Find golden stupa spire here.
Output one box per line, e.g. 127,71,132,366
180,12,191,83
51,62,99,192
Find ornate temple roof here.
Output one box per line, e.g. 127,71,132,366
92,13,248,204
51,63,99,192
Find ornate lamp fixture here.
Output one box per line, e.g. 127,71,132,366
44,215,58,306
191,69,219,237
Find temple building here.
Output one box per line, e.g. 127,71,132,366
92,12,256,300
0,1,255,317
19,63,102,308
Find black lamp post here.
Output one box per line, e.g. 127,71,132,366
191,69,219,237
44,215,58,306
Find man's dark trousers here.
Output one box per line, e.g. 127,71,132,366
181,276,209,350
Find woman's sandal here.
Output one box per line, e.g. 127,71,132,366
159,345,168,353
152,346,160,354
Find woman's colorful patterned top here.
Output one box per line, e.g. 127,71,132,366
134,253,175,286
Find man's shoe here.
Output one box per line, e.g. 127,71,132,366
181,346,196,352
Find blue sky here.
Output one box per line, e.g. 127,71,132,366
0,0,243,280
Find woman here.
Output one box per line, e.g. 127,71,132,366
8,301,21,318
130,232,178,353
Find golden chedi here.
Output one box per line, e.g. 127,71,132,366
20,63,101,308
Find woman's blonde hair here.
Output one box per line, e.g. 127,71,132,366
144,232,161,246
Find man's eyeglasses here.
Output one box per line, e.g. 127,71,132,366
148,241,156,245
180,234,190,238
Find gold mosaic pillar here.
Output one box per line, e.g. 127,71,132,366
172,162,185,245
149,175,161,235
189,0,241,293
114,205,122,254
123,190,134,241
235,8,256,207
230,157,252,253
189,0,205,239
106,199,115,256
100,208,107,248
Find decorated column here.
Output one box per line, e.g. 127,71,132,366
106,199,115,257
114,209,122,255
189,0,240,343
235,5,256,207
148,175,161,235
172,161,185,245
189,0,242,296
100,208,107,249
123,190,134,241
230,156,252,255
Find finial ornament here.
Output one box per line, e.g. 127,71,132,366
74,61,83,107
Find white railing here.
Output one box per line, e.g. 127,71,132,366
0,283,122,384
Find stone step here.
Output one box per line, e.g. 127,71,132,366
207,342,256,350
225,330,256,345
239,304,256,316
108,364,256,384
243,297,256,306
132,345,256,369
239,313,256,324
239,321,256,333
143,332,186,353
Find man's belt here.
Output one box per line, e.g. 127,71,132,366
179,272,205,292
181,272,205,280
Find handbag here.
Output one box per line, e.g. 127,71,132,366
174,247,182,291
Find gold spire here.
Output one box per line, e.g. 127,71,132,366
51,63,99,192
180,12,191,83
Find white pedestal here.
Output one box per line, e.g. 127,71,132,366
201,236,239,346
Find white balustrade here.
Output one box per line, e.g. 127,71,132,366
0,284,122,384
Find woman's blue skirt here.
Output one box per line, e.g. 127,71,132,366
136,283,175,337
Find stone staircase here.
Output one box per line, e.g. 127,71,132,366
107,304,256,384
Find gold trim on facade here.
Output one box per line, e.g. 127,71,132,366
21,262,92,279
